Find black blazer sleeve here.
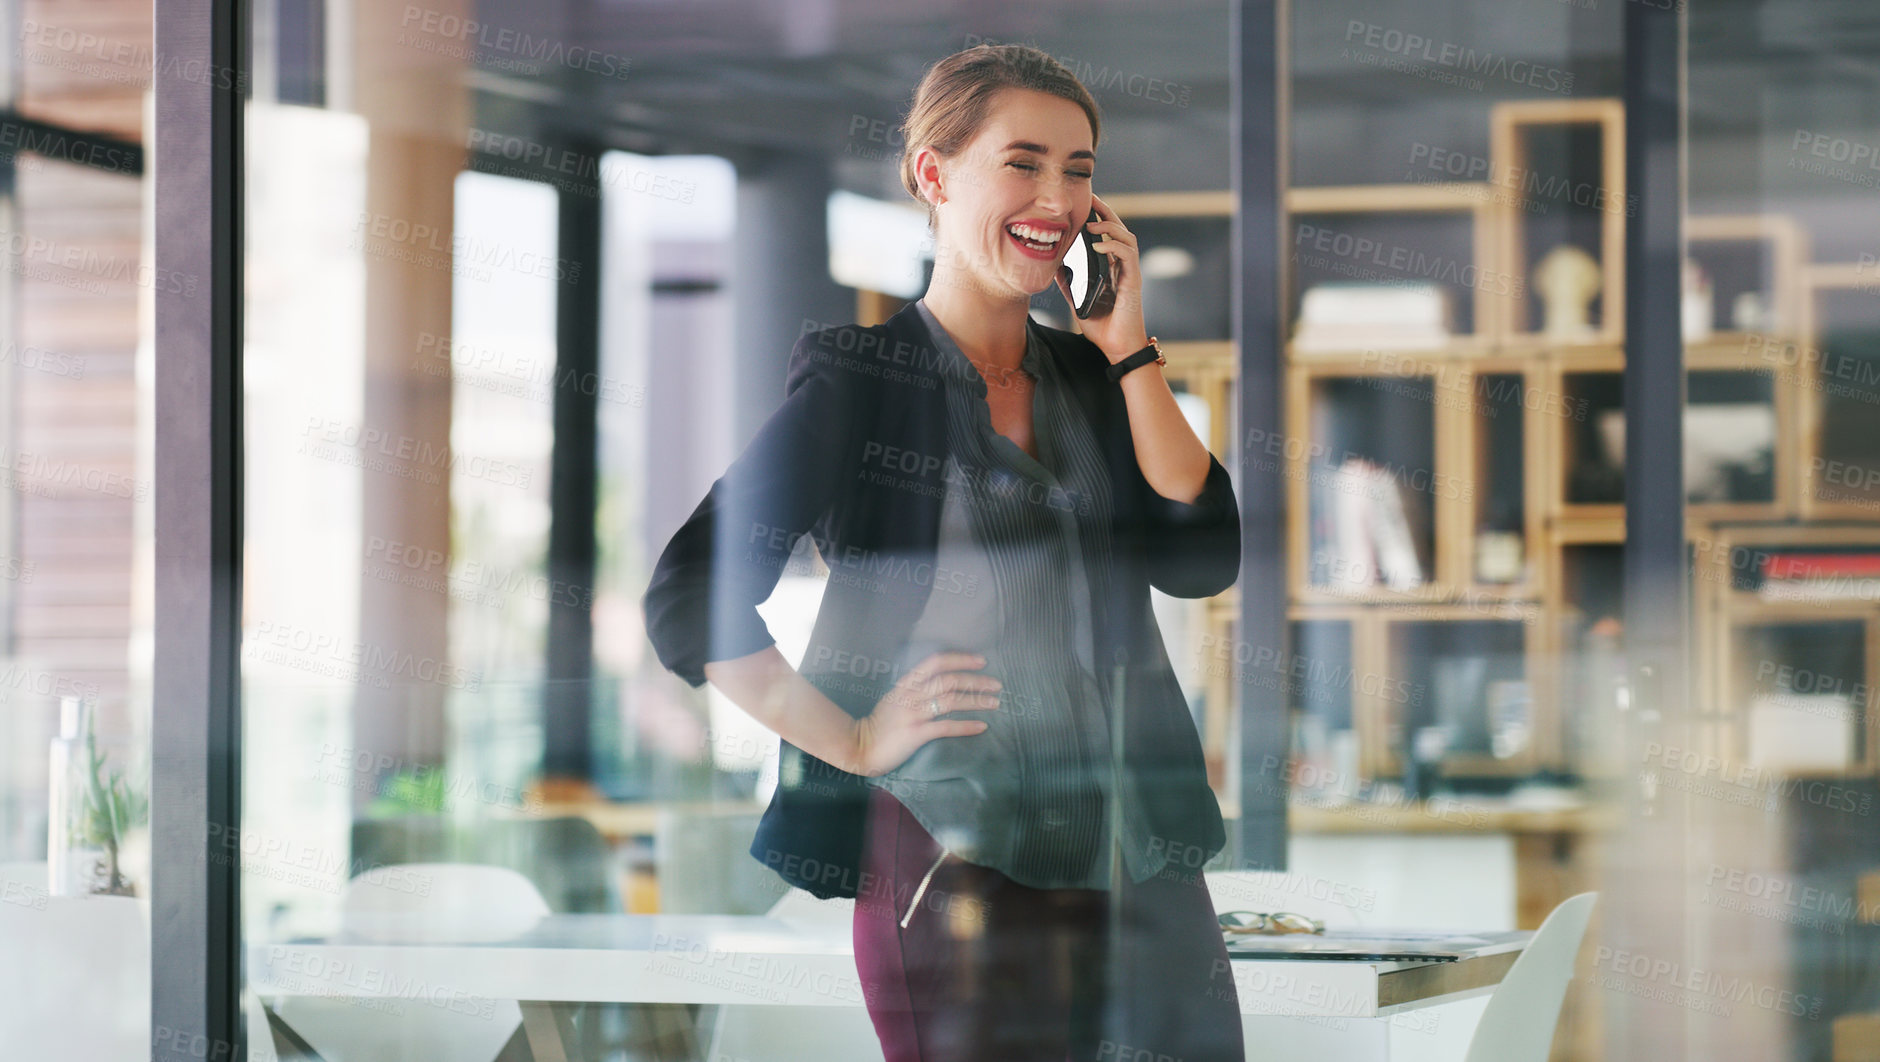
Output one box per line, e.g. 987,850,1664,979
641,330,863,688
1137,450,1241,599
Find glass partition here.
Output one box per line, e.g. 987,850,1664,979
0,2,155,1055
1684,8,1880,1059
204,2,1880,1061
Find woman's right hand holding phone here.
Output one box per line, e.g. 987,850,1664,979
849,651,1001,777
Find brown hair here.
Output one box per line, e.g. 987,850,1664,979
898,44,1101,230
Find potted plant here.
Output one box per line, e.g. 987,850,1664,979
74,707,146,896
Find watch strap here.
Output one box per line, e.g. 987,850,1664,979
1105,338,1165,383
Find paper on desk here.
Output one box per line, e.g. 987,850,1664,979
1221,929,1498,961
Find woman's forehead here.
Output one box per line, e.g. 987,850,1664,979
976,93,1094,156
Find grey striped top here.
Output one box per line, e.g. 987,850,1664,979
864,299,1170,891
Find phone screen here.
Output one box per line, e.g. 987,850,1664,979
1063,207,1113,319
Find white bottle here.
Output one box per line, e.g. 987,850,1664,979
46,695,92,896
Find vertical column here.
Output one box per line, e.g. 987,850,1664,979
1617,2,1689,1058
732,152,848,438
1232,0,1292,869
151,0,242,1055
348,0,470,788
544,144,602,778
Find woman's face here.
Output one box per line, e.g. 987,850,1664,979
919,87,1095,301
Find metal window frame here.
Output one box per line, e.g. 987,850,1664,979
152,0,245,1057
1616,1,1690,1058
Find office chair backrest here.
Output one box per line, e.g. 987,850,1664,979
1463,891,1599,1062
338,861,550,943
351,813,618,913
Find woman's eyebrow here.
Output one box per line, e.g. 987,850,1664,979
1001,139,1096,162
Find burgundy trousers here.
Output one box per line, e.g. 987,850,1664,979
853,785,1245,1062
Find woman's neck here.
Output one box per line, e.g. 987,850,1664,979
918,284,1032,373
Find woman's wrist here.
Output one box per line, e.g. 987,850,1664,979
846,714,880,778
1099,332,1153,364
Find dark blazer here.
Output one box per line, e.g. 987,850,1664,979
641,299,1242,898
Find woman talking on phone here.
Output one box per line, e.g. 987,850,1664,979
643,43,1245,1062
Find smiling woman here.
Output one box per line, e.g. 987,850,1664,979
643,40,1246,1062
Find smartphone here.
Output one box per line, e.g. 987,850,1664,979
1061,206,1116,319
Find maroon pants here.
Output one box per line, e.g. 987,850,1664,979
853,785,1245,1062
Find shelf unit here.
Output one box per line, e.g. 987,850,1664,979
852,94,1880,810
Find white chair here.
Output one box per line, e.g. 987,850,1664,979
266,863,551,1062
1459,891,1598,1062
704,888,889,1062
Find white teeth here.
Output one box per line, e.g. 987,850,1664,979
1006,224,1061,246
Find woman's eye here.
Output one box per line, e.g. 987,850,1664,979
1006,162,1093,180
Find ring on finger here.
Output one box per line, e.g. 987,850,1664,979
928,696,941,718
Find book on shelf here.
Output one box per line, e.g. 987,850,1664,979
1758,578,1880,602
1760,552,1880,580
1310,457,1425,591
1756,551,1880,600
1746,693,1856,772
1291,282,1453,355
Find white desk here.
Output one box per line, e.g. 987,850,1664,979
251,913,1528,1060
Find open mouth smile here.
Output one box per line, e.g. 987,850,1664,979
1004,221,1064,259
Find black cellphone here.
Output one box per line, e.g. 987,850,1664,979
1062,206,1116,319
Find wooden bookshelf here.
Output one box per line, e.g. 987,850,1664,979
852,95,1876,821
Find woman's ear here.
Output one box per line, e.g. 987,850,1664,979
914,146,946,207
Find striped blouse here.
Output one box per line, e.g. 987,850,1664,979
864,298,1170,891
